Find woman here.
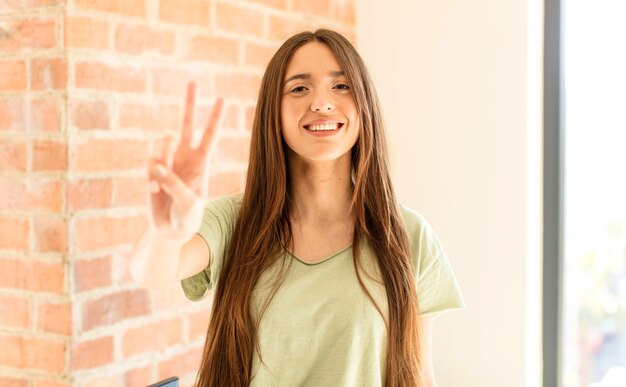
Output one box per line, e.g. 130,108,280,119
129,29,463,387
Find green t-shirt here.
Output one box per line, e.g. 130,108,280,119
181,194,464,386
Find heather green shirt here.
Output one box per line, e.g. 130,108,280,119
181,194,464,386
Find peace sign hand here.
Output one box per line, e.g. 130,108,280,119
148,82,224,241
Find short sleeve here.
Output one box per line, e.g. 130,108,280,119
400,205,465,317
180,193,242,301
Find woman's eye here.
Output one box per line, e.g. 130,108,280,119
290,86,308,93
334,83,350,90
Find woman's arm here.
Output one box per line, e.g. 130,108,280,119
127,82,223,288
420,315,437,387
129,229,210,289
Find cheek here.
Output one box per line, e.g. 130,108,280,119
280,100,297,129
280,100,287,128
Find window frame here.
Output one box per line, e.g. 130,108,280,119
543,0,564,386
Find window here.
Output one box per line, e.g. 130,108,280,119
545,1,626,386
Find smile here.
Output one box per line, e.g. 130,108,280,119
304,123,344,131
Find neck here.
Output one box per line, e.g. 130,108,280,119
287,151,354,224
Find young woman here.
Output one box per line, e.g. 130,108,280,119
129,29,463,387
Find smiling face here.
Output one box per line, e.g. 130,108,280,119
280,41,360,163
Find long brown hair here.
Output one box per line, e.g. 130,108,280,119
197,29,422,387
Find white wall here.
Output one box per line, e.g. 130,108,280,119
355,1,543,386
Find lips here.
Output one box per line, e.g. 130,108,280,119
303,119,344,132
305,123,344,131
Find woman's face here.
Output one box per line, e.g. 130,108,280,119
280,41,359,163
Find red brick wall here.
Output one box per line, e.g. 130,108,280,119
0,0,354,385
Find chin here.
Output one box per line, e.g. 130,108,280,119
301,150,353,163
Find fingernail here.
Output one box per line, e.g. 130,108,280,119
155,164,168,177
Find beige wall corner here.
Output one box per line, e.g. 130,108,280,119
355,1,544,386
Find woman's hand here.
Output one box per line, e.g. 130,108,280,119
148,82,224,241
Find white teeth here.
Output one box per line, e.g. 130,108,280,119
306,123,340,131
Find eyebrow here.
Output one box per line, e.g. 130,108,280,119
283,71,345,84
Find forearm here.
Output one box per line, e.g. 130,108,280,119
128,226,189,288
421,373,437,387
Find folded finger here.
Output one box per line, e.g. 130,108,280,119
151,163,197,209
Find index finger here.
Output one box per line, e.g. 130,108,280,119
180,82,196,147
198,98,224,153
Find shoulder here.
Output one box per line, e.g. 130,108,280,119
398,204,447,264
204,192,244,218
398,204,432,239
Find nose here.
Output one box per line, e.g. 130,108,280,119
310,90,335,112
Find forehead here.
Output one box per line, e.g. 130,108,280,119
284,41,343,79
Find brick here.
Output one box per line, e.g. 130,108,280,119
0,98,59,132
0,376,28,387
0,60,27,91
251,0,287,9
188,309,210,340
75,62,147,93
292,0,330,18
125,366,151,387
71,137,148,171
194,103,237,132
82,376,123,387
268,15,311,41
122,317,183,358
65,17,109,49
151,68,211,97
208,171,244,197
33,216,67,252
0,178,63,212
222,104,240,130
34,380,71,387
118,103,151,130
37,301,71,335
75,214,146,251
151,286,190,312
159,0,209,25
67,178,113,211
216,2,264,37
115,24,175,55
74,0,146,17
71,336,113,370
245,105,255,131
31,57,67,90
0,295,31,329
215,135,250,164
0,138,28,171
0,19,56,51
244,41,277,68
81,289,150,331
333,0,355,25
0,334,65,374
112,177,148,207
0,98,24,131
0,217,29,250
0,258,64,293
32,140,67,171
74,256,112,292
0,0,63,10
30,97,60,132
187,35,238,64
70,100,110,130
215,72,261,101
157,346,202,380
115,253,134,285
118,102,180,132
